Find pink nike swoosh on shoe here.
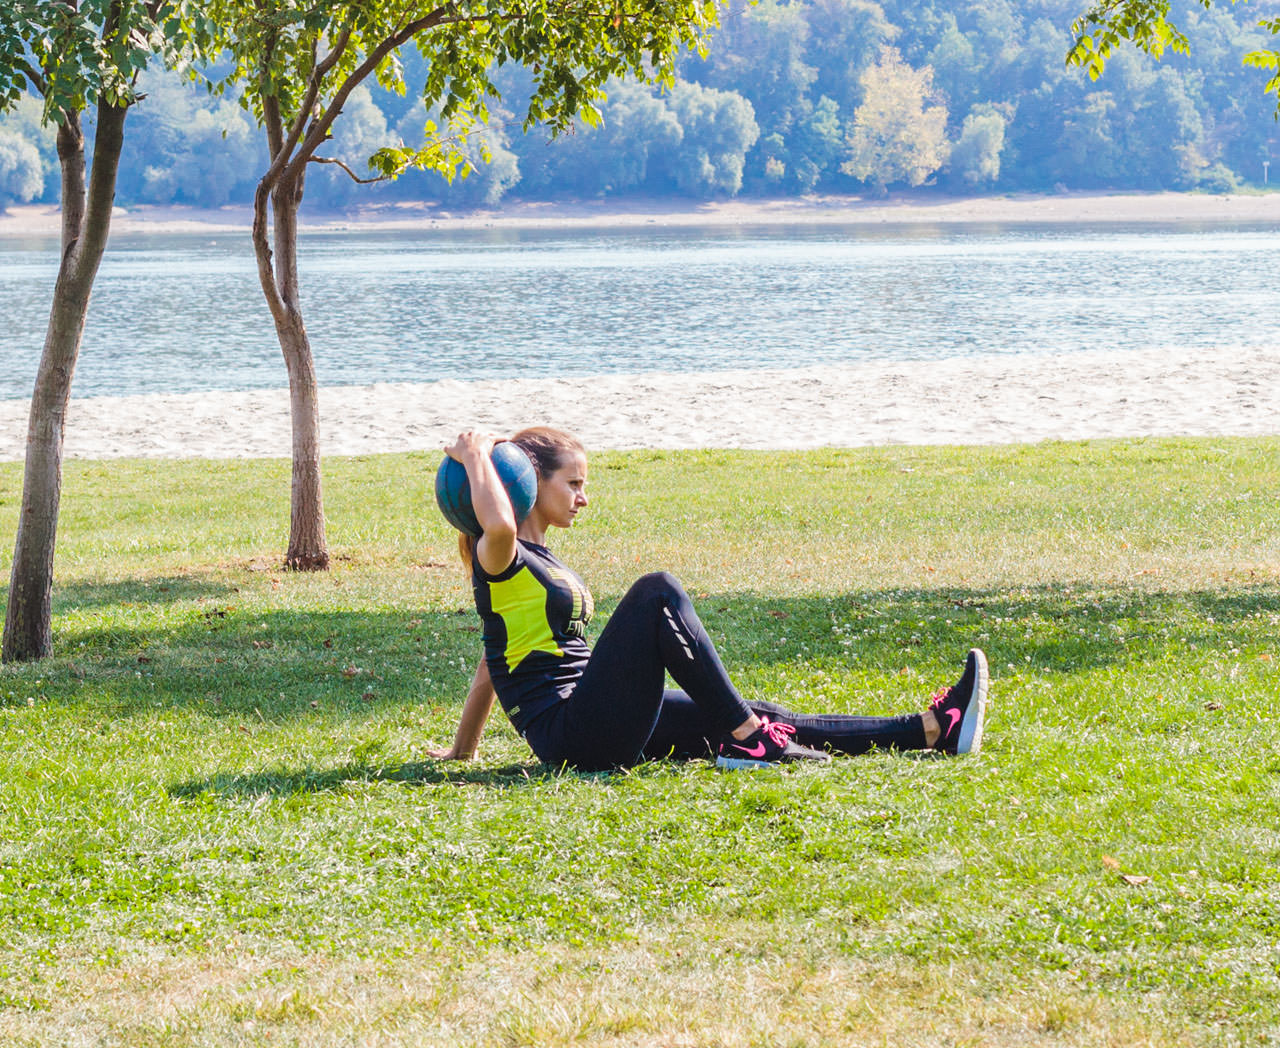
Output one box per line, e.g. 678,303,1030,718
945,708,962,731
731,741,768,758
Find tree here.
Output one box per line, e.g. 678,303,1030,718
1069,0,1280,104
515,77,684,198
841,46,949,193
1,1,180,662
660,81,758,195
0,128,43,207
949,103,1008,186
116,68,265,206
693,0,815,129
195,0,719,571
805,0,896,115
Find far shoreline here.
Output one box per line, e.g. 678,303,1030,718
4,189,1280,238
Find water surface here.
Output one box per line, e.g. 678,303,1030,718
2,221,1277,400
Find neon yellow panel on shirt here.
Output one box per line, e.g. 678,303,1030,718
490,567,562,670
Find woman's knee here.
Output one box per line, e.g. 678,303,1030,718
626,571,685,602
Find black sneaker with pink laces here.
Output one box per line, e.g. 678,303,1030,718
715,716,831,770
928,648,989,755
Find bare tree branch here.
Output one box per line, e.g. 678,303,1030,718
309,155,389,184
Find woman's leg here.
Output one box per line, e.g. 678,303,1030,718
642,692,927,761
640,690,719,761
749,698,926,756
547,572,756,770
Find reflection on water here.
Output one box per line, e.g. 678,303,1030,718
1,221,1278,400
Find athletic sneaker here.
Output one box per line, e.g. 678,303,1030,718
928,648,989,755
715,716,831,770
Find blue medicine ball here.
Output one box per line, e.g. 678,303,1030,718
435,442,538,537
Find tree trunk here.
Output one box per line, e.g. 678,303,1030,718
3,105,128,662
252,166,329,571
279,314,329,572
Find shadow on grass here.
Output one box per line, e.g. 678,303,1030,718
5,580,1277,724
47,575,248,613
169,759,588,800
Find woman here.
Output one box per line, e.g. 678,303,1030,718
430,427,988,772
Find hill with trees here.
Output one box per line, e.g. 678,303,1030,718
3,0,1280,212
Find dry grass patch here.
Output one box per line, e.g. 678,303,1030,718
0,930,1225,1048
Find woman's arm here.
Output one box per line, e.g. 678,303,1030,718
426,658,497,760
444,431,518,577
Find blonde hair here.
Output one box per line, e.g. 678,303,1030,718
456,427,586,572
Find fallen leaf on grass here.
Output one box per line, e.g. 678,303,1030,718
1102,855,1151,885
342,665,361,678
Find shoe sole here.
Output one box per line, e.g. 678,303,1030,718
715,755,781,771
955,648,989,755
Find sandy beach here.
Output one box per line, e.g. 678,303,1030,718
2,191,1278,459
0,344,1276,460
4,188,1280,236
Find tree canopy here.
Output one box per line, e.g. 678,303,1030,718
3,0,1280,211
841,46,950,191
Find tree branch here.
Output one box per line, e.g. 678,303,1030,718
279,31,336,168
16,58,48,97
254,15,354,195
78,101,129,273
309,155,389,184
252,179,287,323
283,5,464,184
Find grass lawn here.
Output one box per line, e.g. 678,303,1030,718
0,438,1278,1047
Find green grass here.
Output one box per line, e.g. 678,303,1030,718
0,438,1278,1046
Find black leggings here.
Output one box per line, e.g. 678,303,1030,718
523,572,926,771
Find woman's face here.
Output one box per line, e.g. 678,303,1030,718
536,451,589,529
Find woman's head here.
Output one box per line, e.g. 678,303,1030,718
512,427,589,532
508,427,586,480
456,427,588,568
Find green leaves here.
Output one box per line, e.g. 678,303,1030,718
0,0,188,122
1068,0,1197,66
1068,0,1280,111
189,0,718,180
1243,47,1280,101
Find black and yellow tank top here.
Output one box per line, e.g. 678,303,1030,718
472,540,594,734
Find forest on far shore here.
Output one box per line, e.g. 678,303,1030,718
3,0,1280,212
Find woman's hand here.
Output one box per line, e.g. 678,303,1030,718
425,744,475,761
444,430,497,465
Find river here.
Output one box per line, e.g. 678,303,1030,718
2,220,1277,401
